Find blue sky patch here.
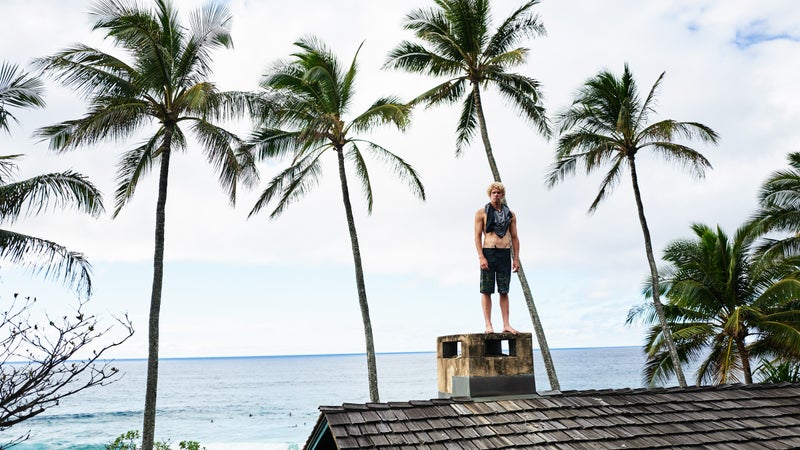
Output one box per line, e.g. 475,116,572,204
735,20,800,49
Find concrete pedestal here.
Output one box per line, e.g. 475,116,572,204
437,332,536,399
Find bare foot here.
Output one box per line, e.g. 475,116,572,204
502,326,519,335
485,325,494,333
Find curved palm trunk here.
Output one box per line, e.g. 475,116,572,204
627,155,687,388
472,84,561,390
142,131,173,450
335,148,380,402
472,84,502,183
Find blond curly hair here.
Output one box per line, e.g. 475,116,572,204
486,182,505,196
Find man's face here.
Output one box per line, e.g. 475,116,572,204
490,188,504,203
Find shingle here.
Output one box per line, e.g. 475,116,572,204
307,383,800,450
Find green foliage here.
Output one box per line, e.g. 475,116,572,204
628,223,800,386
0,61,45,133
34,0,250,217
0,61,103,297
748,151,800,260
106,430,140,450
246,36,424,219
385,0,551,156
106,431,206,450
547,63,718,212
756,359,800,383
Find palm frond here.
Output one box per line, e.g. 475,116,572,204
206,90,262,123
349,97,410,134
411,77,466,109
384,41,463,77
112,133,160,217
0,171,104,223
34,98,150,152
0,154,21,185
0,62,45,133
34,45,137,100
346,143,373,213
0,229,93,298
234,142,260,189
643,141,713,179
483,0,544,58
455,91,477,157
182,1,233,80
191,119,242,205
246,128,302,161
249,150,325,219
491,71,550,137
588,154,626,213
633,67,662,127
293,36,343,115
249,35,425,232
402,4,466,63
354,139,426,203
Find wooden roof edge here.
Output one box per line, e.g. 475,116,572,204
318,396,474,413
316,382,800,415
302,413,329,450
559,381,800,397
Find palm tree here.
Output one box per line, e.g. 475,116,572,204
547,63,719,387
627,223,800,385
385,0,560,390
748,152,800,260
757,359,800,383
0,62,103,297
244,36,425,403
34,2,247,448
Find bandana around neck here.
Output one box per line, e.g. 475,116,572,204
485,203,511,238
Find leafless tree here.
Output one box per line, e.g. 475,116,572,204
0,293,134,447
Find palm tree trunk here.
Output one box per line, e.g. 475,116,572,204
142,132,173,450
472,83,561,390
736,338,753,384
627,155,688,388
515,264,560,390
336,148,380,402
472,84,502,183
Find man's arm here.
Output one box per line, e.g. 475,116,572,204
475,209,488,270
509,212,520,272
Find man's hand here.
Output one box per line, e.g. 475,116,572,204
512,259,520,273
479,256,489,270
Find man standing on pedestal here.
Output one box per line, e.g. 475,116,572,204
474,182,520,334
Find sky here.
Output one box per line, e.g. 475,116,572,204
1,0,800,361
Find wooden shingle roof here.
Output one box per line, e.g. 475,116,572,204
304,382,800,449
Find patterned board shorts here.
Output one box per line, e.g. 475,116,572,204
480,248,511,294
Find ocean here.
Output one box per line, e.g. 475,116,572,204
8,347,650,449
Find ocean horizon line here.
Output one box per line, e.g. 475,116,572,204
107,345,641,362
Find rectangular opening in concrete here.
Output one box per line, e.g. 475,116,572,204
485,338,518,357
442,340,462,358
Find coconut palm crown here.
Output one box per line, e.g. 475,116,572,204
385,0,550,174
244,36,425,402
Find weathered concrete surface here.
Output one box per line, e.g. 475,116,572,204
437,333,534,396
